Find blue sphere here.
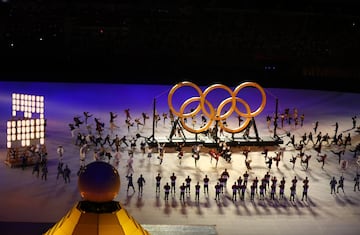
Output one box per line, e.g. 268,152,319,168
78,161,120,202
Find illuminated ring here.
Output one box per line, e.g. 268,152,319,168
233,82,267,118
200,84,235,121
179,97,214,134
168,81,267,134
168,81,203,118
218,97,252,133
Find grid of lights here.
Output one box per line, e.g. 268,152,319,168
7,119,45,148
7,93,45,148
12,93,44,118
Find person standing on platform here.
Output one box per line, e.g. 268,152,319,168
32,160,40,178
279,181,285,199
306,131,314,145
292,176,298,188
180,183,186,202
164,182,170,200
158,143,165,165
331,149,345,164
239,183,247,201
259,183,265,200
63,164,71,183
56,161,64,180
185,175,192,194
330,176,337,194
301,154,312,170
126,173,135,193
317,153,327,169
270,183,276,200
109,111,119,133
231,181,238,201
250,183,256,201
147,146,153,160
289,184,296,202
137,174,146,196
57,145,64,163
220,169,230,187
352,116,357,129
313,121,319,134
337,175,345,193
203,174,210,195
111,134,121,152
170,172,177,194
301,177,309,201
176,142,185,165
243,171,249,187
124,108,132,120
354,173,360,192
252,176,259,194
264,171,271,189
126,156,134,175
273,152,281,168
265,156,273,170
195,182,201,202
215,182,221,201
83,111,93,125
290,155,297,169
155,173,162,195
192,144,201,167
41,164,48,181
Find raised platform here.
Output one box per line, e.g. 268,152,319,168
155,135,283,149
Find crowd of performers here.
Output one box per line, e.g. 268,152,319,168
62,106,360,203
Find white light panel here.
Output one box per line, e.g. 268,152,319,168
7,93,45,148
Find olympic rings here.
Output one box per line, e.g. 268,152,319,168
168,81,267,134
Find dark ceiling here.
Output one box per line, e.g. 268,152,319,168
1,0,359,92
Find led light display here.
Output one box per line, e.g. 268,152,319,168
7,93,45,148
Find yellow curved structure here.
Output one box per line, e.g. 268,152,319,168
43,201,150,235
44,161,150,235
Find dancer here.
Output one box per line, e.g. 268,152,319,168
203,174,210,195
290,155,297,169
163,182,170,200
330,176,337,194
354,173,360,192
155,173,162,194
331,149,345,164
195,182,201,202
170,172,177,194
214,182,221,201
56,145,64,162
185,175,192,194
126,173,135,193
137,174,146,195
337,175,345,193
302,181,309,201
109,111,119,132
301,154,311,170
179,183,186,202
317,153,327,169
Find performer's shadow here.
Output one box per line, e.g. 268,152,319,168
154,193,162,208
180,201,188,216
171,195,179,209
136,195,144,209
195,200,203,215
123,191,135,206
163,200,171,215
